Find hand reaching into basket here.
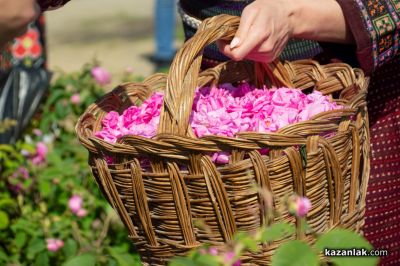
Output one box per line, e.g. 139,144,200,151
218,0,354,63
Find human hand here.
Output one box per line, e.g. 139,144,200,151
218,0,352,63
218,0,295,63
0,0,39,48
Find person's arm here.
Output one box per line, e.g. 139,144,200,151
290,0,354,44
219,0,354,66
0,0,38,48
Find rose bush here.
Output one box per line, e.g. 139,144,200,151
0,63,141,266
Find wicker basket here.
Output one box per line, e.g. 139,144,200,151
76,15,370,265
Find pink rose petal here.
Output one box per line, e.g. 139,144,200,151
95,84,340,165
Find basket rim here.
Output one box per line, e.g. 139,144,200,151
76,59,369,158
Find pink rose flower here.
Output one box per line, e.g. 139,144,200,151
104,155,114,165
46,238,64,252
296,197,312,217
36,142,48,157
288,195,312,217
76,208,88,217
16,167,29,179
8,167,30,193
68,195,83,214
212,152,230,164
224,251,241,266
102,111,120,130
70,93,81,105
208,247,218,256
55,239,64,248
33,129,43,136
31,142,48,165
91,66,111,86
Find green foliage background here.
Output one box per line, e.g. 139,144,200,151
0,64,141,266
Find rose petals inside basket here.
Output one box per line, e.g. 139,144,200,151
95,83,341,160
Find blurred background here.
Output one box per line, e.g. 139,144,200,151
47,0,181,80
0,1,183,265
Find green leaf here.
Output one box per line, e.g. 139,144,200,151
0,144,16,153
261,222,295,242
15,231,27,248
62,253,96,266
235,231,259,252
34,252,49,266
0,198,15,209
63,238,78,259
194,254,220,266
169,257,202,266
272,240,319,266
0,248,8,262
23,178,33,189
42,155,64,170
0,211,10,230
11,218,39,236
314,229,378,266
39,180,52,198
27,238,46,260
108,258,118,266
107,247,137,266
242,237,259,252
46,89,66,107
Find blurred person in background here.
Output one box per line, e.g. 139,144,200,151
0,0,70,143
152,0,177,70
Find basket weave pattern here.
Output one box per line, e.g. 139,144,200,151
76,15,370,265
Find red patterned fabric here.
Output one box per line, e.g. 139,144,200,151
336,1,400,264
362,58,400,265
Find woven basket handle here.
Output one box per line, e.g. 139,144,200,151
158,14,291,136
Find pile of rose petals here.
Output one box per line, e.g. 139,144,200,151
95,83,340,162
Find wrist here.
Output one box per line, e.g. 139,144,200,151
286,0,304,40
289,0,353,44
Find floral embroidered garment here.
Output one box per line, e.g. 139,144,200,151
0,16,46,71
